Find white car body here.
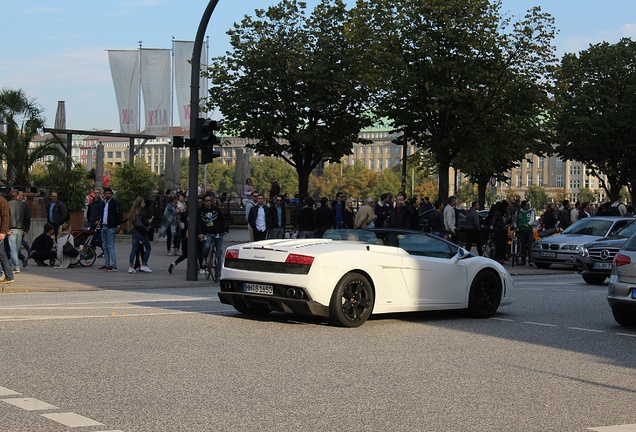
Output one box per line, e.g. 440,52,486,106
218,230,514,327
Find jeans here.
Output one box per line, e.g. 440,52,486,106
297,230,314,239
9,228,23,269
518,230,534,264
201,235,223,276
101,227,117,268
0,239,14,280
129,229,151,266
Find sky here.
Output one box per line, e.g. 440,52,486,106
2,0,636,132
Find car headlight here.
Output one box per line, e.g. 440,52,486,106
561,244,582,251
532,242,541,249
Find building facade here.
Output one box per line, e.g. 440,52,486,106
30,126,606,203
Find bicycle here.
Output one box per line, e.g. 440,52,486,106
70,227,98,267
203,233,223,282
508,228,520,267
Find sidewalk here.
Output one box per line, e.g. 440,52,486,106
0,235,574,293
0,236,241,293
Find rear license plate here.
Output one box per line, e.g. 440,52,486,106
540,251,556,258
244,283,273,295
593,262,612,270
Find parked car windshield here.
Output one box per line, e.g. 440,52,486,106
613,220,636,238
561,218,614,236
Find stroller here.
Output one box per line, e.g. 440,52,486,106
70,224,100,267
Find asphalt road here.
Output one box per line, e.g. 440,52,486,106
0,274,635,432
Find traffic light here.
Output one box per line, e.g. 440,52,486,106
172,136,186,148
196,118,222,164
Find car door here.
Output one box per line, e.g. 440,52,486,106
396,233,468,305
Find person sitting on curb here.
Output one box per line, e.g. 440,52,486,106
30,223,57,266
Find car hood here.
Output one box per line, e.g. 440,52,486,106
536,234,603,246
586,236,629,248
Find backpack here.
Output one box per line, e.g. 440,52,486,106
608,205,621,216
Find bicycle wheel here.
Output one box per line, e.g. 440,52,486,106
205,247,212,280
78,246,97,267
211,247,219,283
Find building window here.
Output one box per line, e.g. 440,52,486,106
570,166,581,176
116,151,122,158
556,157,563,168
527,158,533,168
516,174,522,187
107,151,113,158
569,180,580,189
538,157,544,169
556,175,563,187
527,174,533,187
538,174,544,187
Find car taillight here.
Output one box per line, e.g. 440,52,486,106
225,249,239,259
285,254,314,265
613,253,631,266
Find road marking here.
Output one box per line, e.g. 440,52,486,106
1,397,58,410
491,318,514,321
617,333,636,338
1,384,121,430
41,412,104,427
588,424,636,431
567,327,605,333
0,386,20,396
523,321,558,327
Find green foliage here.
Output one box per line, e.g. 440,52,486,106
525,186,549,211
111,162,156,211
554,38,636,202
44,162,91,211
249,158,298,196
351,0,556,203
578,187,596,204
456,182,478,206
205,0,374,200
0,88,66,185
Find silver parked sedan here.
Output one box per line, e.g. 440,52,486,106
530,216,634,269
608,231,636,327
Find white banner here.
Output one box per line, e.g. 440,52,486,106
140,48,171,136
108,50,139,134
173,40,208,131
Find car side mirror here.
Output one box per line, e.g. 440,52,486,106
451,247,468,264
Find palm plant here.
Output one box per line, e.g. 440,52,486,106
0,88,65,185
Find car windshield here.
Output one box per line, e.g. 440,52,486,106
323,229,378,244
613,220,636,238
323,229,456,258
561,219,614,236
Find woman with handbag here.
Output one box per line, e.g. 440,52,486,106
128,196,153,274
56,222,76,269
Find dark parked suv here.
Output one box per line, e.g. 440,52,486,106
577,220,636,285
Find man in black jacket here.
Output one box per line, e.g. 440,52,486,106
46,191,68,239
198,193,226,276
92,188,122,271
268,195,287,239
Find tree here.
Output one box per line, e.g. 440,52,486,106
205,0,373,201
554,38,636,204
351,0,556,204
249,158,298,197
111,162,156,211
525,185,548,211
0,88,65,185
44,161,92,211
578,187,596,204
